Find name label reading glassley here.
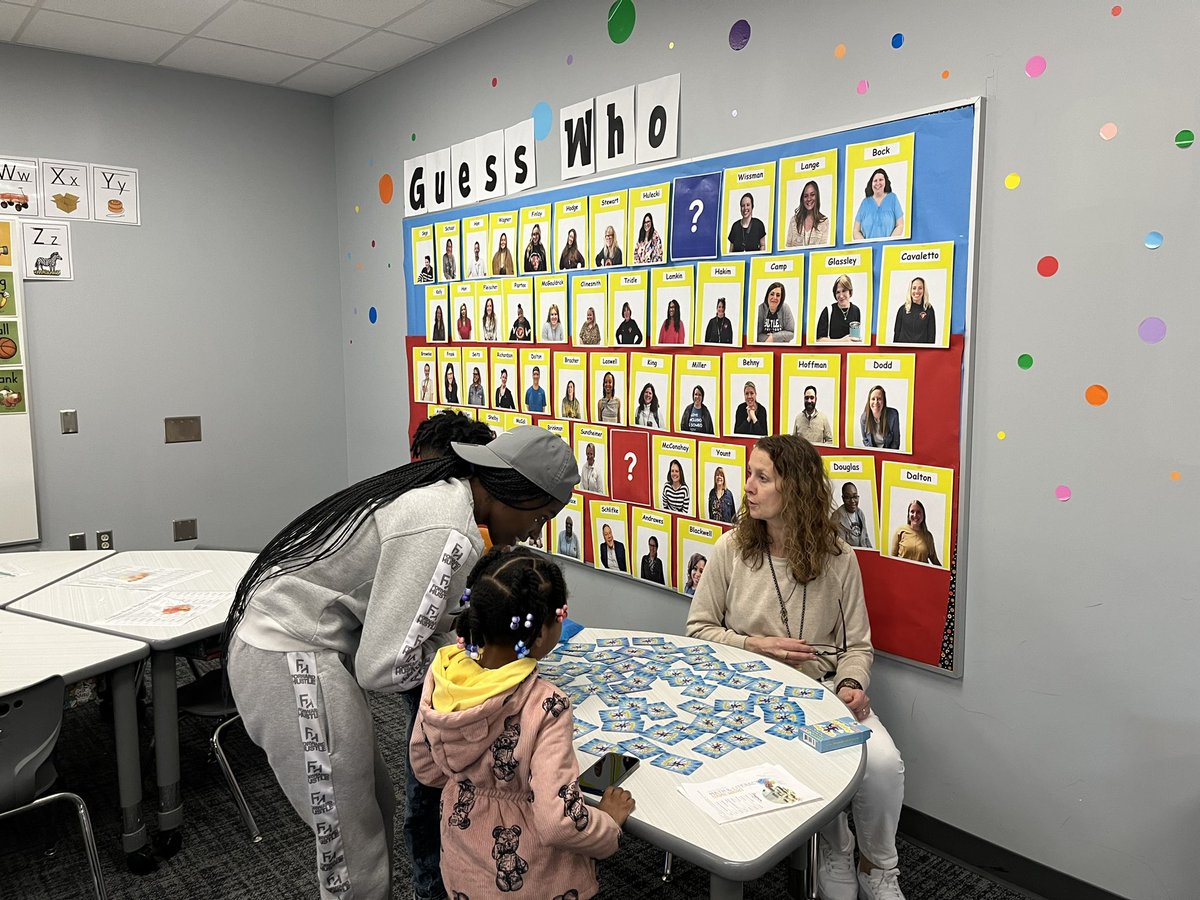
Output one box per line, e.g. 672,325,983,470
825,255,861,267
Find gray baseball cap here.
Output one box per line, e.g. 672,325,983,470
451,425,579,504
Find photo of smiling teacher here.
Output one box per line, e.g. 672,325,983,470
224,426,577,900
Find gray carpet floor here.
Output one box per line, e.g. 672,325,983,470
1,669,1041,899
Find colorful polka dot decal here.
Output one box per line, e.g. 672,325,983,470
532,101,553,141
834,43,846,59
1025,55,1047,78
891,33,904,49
1085,384,1109,406
1054,485,1072,502
370,240,376,248
1017,353,1034,369
1144,231,1163,250
410,133,417,142
378,174,394,205
1171,471,1182,481
368,307,377,324
1036,256,1059,277
1138,316,1167,344
607,0,636,44
856,80,869,95
1099,122,1119,141
1004,172,1021,190
491,77,498,87
997,431,1007,441
1175,129,1195,148
566,53,574,64
668,41,674,50
354,205,360,213
940,69,950,79
729,19,751,51
1111,5,1123,15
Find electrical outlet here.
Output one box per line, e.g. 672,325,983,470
68,532,86,550
96,529,114,551
173,518,198,542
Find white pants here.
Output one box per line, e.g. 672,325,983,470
819,705,905,870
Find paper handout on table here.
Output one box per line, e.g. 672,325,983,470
70,566,209,591
677,763,821,824
101,591,232,627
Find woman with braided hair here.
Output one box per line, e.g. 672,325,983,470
411,547,634,899
223,425,578,900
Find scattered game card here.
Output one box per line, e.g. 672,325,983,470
722,731,766,751
783,685,825,700
766,722,804,740
747,677,783,694
646,702,676,720
652,753,704,775
573,719,598,739
693,737,737,759
731,659,770,672
579,737,622,756
681,682,717,699
618,737,664,758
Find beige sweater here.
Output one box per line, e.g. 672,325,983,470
685,531,874,690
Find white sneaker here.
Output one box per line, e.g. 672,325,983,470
858,866,905,900
815,834,858,900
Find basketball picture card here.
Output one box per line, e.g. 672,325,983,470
588,498,631,576
649,265,694,349
503,276,535,342
535,274,569,344
721,162,776,255
696,260,745,348
844,133,915,244
425,283,449,344
436,346,464,407
462,214,490,279
519,347,551,415
628,182,671,266
879,242,953,349
627,352,672,432
488,210,518,276
489,346,519,411
845,353,915,454
676,517,724,598
435,219,461,282
552,350,588,422
477,280,503,342
551,492,586,563
808,248,874,346
590,189,628,270
411,346,438,405
451,281,478,344
553,196,589,273
722,352,775,439
590,350,627,427
780,354,841,446
410,223,436,284
610,269,649,347
631,506,673,588
571,273,609,348
698,441,745,526
464,347,489,409
777,149,838,251
674,355,720,437
517,202,552,275
822,455,880,552
880,461,953,571
651,434,697,518
746,253,804,347
573,422,610,496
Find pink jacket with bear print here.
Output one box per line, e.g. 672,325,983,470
411,646,622,899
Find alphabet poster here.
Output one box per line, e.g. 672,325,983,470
21,221,73,280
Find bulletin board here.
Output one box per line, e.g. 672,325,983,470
0,218,40,545
401,99,982,676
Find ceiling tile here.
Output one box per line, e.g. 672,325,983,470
0,3,31,41
387,0,505,44
200,2,370,59
255,0,426,29
39,0,231,34
160,36,313,84
326,29,431,71
280,60,374,95
19,9,185,64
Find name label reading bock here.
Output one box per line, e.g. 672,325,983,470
830,461,864,474
870,142,901,158
902,469,938,485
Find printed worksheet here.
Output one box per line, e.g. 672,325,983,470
70,566,209,591
677,763,821,824
102,590,231,626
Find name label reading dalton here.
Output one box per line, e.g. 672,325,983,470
527,352,548,363
830,461,864,474
902,469,937,485
870,142,900,158
791,359,830,371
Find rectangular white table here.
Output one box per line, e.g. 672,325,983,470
0,549,114,608
6,549,255,855
0,610,150,861
561,627,867,900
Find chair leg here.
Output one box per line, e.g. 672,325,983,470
60,793,110,900
212,715,262,843
662,850,673,882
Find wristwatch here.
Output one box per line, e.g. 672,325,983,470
836,678,863,693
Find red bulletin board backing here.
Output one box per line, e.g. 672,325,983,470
406,334,963,669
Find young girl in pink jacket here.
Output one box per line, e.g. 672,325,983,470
411,547,635,899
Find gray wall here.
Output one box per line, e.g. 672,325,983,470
1,44,349,551
334,2,1199,898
